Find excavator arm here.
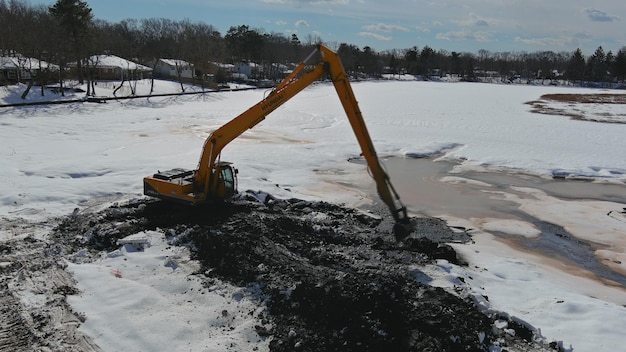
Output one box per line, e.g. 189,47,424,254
318,46,409,226
144,45,410,230
195,60,327,201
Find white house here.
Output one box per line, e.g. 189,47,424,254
68,55,152,80
148,58,194,79
1,55,59,83
234,60,261,79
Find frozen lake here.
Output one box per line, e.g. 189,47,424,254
2,79,626,351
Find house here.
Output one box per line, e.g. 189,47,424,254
68,55,152,81
148,58,194,79
234,60,261,80
1,55,59,84
207,62,235,82
0,56,19,83
210,62,235,73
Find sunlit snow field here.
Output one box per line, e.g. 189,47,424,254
2,79,626,351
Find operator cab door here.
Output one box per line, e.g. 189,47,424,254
221,165,236,199
214,162,237,200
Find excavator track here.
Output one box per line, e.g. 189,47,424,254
0,235,102,352
0,282,32,352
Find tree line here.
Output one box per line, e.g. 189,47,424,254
2,0,626,87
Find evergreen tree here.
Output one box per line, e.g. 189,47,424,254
614,47,626,83
586,46,607,83
290,33,301,47
404,46,418,74
418,46,434,76
224,25,264,61
336,43,360,74
450,51,462,75
49,0,93,83
605,50,615,81
565,48,586,83
389,54,398,74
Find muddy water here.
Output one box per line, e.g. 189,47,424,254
381,158,519,219
381,157,626,219
364,157,626,288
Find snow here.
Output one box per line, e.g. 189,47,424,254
0,55,60,71
424,231,626,351
66,230,269,352
82,54,152,71
2,79,626,351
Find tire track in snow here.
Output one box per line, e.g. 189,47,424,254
0,282,32,352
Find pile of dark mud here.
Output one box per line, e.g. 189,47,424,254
47,192,559,352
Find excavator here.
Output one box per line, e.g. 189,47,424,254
144,44,411,234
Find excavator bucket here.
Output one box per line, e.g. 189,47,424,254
388,205,412,240
393,219,414,240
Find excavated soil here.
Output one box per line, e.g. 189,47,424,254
2,194,560,351
525,93,626,124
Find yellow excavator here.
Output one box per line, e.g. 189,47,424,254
144,45,411,232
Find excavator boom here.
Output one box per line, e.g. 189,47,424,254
317,46,409,225
144,45,410,229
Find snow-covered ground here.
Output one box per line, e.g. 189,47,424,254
67,231,269,352
1,79,625,351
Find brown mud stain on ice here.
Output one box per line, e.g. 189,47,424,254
354,156,626,293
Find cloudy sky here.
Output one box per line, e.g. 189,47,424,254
36,0,625,54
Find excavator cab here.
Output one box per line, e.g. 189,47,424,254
212,162,238,200
144,161,237,205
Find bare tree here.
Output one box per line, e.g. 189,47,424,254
19,55,35,99
85,54,100,96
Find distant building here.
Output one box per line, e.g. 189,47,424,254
207,62,235,83
234,60,261,80
147,58,194,79
1,55,59,84
68,55,152,80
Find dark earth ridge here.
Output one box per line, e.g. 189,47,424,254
0,194,561,351
48,194,560,351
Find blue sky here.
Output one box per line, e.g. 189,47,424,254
34,0,625,55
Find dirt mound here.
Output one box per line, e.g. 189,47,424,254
49,194,556,352
525,93,626,124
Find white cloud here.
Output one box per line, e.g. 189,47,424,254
261,0,349,4
295,19,309,27
157,0,626,53
275,20,288,26
585,8,620,22
452,13,497,27
436,29,492,42
361,23,409,33
415,25,431,33
514,35,585,48
359,32,392,41
514,36,564,47
573,32,592,40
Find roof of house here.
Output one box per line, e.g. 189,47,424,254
0,57,14,69
69,55,152,71
0,56,59,70
211,62,235,69
158,59,192,68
